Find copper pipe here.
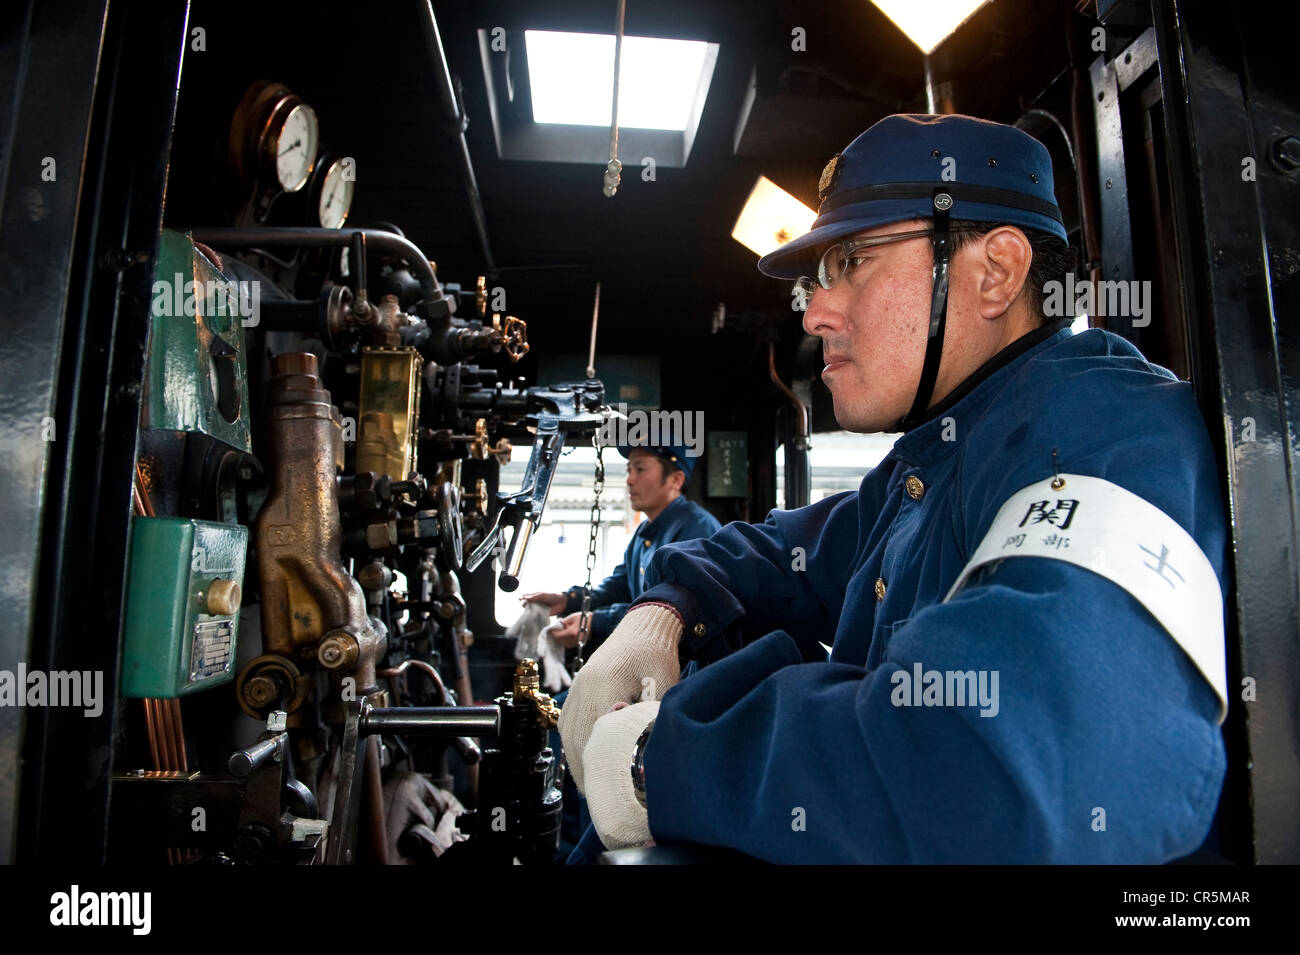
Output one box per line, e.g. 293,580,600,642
436,568,479,797
160,700,182,771
142,700,162,769
159,702,173,768
156,699,174,769
455,642,478,800
377,659,448,704
135,467,195,862
134,463,155,517
362,736,390,865
768,341,809,438
169,699,189,772
155,701,173,769
143,699,177,865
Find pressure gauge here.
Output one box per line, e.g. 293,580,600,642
317,156,356,229
268,102,318,193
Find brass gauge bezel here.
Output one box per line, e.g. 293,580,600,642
262,96,319,194
315,155,356,229
228,81,321,217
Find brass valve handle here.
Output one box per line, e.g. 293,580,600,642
502,315,529,361
489,313,529,361
514,659,561,729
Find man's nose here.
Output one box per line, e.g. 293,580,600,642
801,287,840,337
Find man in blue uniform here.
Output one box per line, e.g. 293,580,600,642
522,443,721,862
559,114,1229,863
522,444,721,657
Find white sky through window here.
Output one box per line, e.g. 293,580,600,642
525,30,713,130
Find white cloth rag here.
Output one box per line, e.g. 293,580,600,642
507,600,572,693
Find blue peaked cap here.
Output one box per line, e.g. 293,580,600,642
617,444,695,481
758,113,1068,280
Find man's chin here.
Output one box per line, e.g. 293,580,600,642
832,401,893,435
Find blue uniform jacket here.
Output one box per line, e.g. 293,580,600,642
632,326,1229,864
564,495,722,652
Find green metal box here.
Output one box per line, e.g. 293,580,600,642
144,229,252,452
121,517,248,698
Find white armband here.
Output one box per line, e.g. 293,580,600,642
944,474,1227,723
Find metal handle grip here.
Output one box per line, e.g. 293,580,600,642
498,518,534,592
359,706,499,738
228,733,286,777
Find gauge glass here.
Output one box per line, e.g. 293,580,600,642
318,157,356,229
274,103,318,193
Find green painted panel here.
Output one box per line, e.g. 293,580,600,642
144,229,252,451
121,517,248,698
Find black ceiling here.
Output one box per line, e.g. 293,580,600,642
170,0,1085,413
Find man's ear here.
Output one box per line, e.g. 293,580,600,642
975,227,1032,320
668,467,685,494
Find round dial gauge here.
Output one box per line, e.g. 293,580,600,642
270,103,318,193
318,157,356,229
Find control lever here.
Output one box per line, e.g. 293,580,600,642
465,420,563,592
228,733,288,777
463,380,606,590
324,699,501,865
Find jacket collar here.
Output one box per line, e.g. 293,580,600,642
892,320,1072,468
640,495,688,541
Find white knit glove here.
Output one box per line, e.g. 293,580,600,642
583,701,659,849
558,604,683,793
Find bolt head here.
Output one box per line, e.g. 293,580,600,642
1272,136,1300,172
245,676,278,706
317,631,359,669
365,520,397,550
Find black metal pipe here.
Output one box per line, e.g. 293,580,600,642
417,1,495,270
361,706,500,738
451,736,482,765
351,230,367,300
769,341,810,509
257,298,323,333
228,734,285,777
190,227,439,302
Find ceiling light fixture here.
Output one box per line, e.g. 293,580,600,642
731,176,817,258
868,0,990,55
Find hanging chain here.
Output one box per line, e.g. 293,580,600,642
572,432,607,673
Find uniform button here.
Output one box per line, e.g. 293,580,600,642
693,623,706,637
643,539,651,547
874,578,887,600
905,475,926,500
640,567,645,575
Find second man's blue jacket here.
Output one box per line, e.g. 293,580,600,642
564,495,722,652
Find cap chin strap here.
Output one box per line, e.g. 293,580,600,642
898,188,954,432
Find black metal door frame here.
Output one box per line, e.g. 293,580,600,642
0,0,188,863
1153,0,1300,864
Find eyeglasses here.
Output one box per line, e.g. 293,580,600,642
794,225,976,296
